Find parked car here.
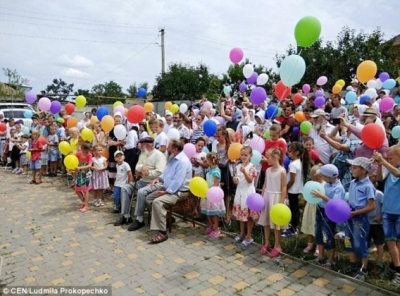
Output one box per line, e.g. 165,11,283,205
0,103,35,111
1,108,32,127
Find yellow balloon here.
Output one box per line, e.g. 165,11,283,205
227,143,243,161
356,60,377,83
270,203,292,226
90,115,99,124
59,141,71,156
189,177,209,198
101,115,114,133
75,95,86,108
64,154,79,170
144,102,154,113
332,84,342,94
26,151,31,160
169,104,179,114
81,128,94,142
113,101,123,108
165,101,172,110
336,79,345,87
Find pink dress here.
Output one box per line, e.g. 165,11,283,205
92,156,109,190
75,151,93,192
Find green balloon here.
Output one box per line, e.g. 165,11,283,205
294,16,321,47
300,121,312,134
277,107,282,117
264,129,271,140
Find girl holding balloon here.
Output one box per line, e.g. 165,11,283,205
75,142,93,213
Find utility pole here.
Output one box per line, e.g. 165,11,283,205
159,27,165,74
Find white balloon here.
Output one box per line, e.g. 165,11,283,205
367,79,377,89
256,73,269,85
114,124,127,140
179,103,188,114
364,87,378,99
218,74,224,80
375,78,383,90
243,64,254,79
167,128,180,140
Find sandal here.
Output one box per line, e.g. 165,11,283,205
149,232,168,244
205,227,213,235
260,244,271,255
29,180,37,184
79,207,90,213
98,200,105,206
268,248,281,258
36,180,43,184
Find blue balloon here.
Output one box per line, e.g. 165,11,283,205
284,155,290,170
392,126,400,139
395,95,400,105
96,106,109,121
203,120,217,137
266,105,278,119
345,91,357,104
302,181,325,204
279,55,306,87
137,88,147,98
251,150,262,165
24,110,33,118
359,95,371,105
202,147,209,153
382,78,396,90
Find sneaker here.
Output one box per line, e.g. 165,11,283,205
113,216,133,226
93,199,99,206
281,230,297,238
312,257,326,265
391,272,400,286
368,246,377,253
303,243,314,253
241,238,254,248
98,200,105,207
12,168,18,173
341,264,358,275
112,208,120,214
334,231,345,239
209,230,220,238
322,260,335,270
127,220,145,231
234,236,244,243
354,270,367,281
15,168,22,174
314,249,319,257
380,266,395,279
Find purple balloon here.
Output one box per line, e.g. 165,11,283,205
215,116,225,125
239,81,247,92
292,126,300,136
379,97,395,112
314,96,325,108
325,199,351,223
246,193,265,211
247,72,258,85
25,90,37,104
302,84,311,94
379,72,390,82
250,87,267,105
50,100,62,114
315,90,324,97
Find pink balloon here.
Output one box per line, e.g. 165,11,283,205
316,76,328,86
379,97,395,112
183,143,196,158
249,135,265,153
302,84,310,94
207,187,224,203
114,105,125,115
38,97,51,111
202,101,212,109
229,47,244,64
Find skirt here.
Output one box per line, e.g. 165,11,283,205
301,202,317,236
92,170,110,190
75,170,92,192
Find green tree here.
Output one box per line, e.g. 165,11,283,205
126,82,148,98
41,78,74,101
91,80,125,104
1,68,29,97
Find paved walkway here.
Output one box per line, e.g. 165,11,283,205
0,170,390,296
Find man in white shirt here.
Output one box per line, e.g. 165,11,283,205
173,112,191,142
309,109,335,164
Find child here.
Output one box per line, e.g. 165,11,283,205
191,137,207,217
75,142,93,213
343,157,376,281
16,134,29,175
47,125,59,177
200,152,225,238
10,123,23,173
311,164,345,269
232,146,259,247
259,148,287,257
40,138,48,178
373,147,400,285
29,130,43,184
301,165,323,255
91,145,109,207
284,142,310,237
113,150,133,213
303,137,323,165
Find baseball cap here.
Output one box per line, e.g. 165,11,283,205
310,109,326,118
114,150,124,157
317,164,339,178
138,137,154,144
15,119,24,125
57,118,65,124
347,157,372,171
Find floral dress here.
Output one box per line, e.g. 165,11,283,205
232,162,259,222
200,167,226,216
75,151,92,193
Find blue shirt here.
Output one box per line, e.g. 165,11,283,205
369,190,383,223
318,179,345,208
160,151,192,194
382,169,400,214
348,176,376,210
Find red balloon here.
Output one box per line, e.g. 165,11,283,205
361,123,385,150
127,105,145,124
65,103,75,115
275,80,292,101
0,123,6,132
293,93,303,105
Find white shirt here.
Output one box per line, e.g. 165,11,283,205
177,125,191,140
308,123,335,164
192,151,206,177
287,159,303,194
19,141,29,154
154,131,169,157
115,161,131,187
163,123,174,134
124,130,138,149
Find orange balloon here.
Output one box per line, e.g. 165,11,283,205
67,117,78,128
102,148,109,159
356,60,377,83
144,102,154,113
294,111,306,123
227,143,243,161
332,84,342,94
90,115,99,124
124,108,128,116
165,101,172,110
293,93,303,105
101,115,114,133
275,80,292,101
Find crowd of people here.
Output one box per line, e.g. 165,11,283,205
1,79,400,286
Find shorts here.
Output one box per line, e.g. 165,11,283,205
57,151,62,160
48,152,58,162
368,224,385,245
30,160,41,170
315,207,336,249
20,154,28,166
383,213,400,242
41,154,48,166
344,214,369,258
